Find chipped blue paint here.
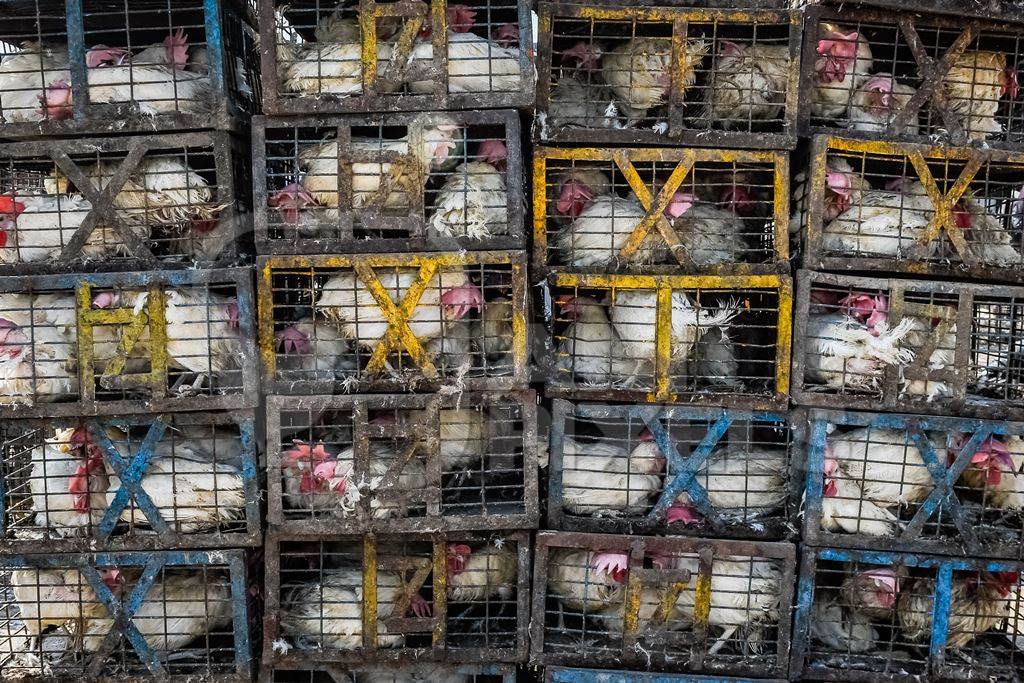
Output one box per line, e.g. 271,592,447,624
647,414,732,524
95,419,171,536
204,0,227,93
546,667,778,683
64,0,89,119
229,554,253,675
803,418,829,521
240,417,260,531
929,564,954,663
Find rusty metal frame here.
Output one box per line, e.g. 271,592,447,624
258,0,536,115
0,131,248,274
265,390,539,533
262,529,531,668
802,135,1024,285
544,271,792,408
530,530,796,677
535,3,801,149
267,663,517,682
791,269,1024,420
545,669,788,683
0,410,261,553
0,266,259,418
258,252,530,394
547,399,796,539
809,0,1024,22
0,548,253,682
791,546,1024,682
798,5,1024,151
533,147,791,276
253,111,525,255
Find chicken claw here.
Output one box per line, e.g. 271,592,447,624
409,593,432,618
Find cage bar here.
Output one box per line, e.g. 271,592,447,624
798,6,1024,150
259,0,535,115
0,0,259,139
0,131,249,274
792,547,1024,682
535,4,801,149
545,669,788,683
0,266,258,418
269,663,516,683
258,252,529,394
533,147,790,276
265,391,539,534
0,549,254,681
263,530,531,667
547,400,795,539
530,531,795,678
543,272,791,408
792,269,1024,420
254,111,524,254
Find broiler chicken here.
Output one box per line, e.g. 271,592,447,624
556,194,667,268
0,42,70,122
559,433,664,517
547,548,627,614
445,542,517,602
841,566,902,621
471,297,514,370
847,73,918,135
827,425,938,509
0,193,100,264
820,455,899,537
592,554,683,637
0,297,78,405
274,315,355,376
427,139,509,240
664,192,748,267
549,167,612,225
544,74,622,134
952,434,1024,509
811,24,873,119
789,157,872,238
553,295,639,387
701,41,790,128
956,190,1024,265
821,182,933,257
602,37,708,123
939,51,1017,141
29,426,110,535
10,566,119,645
810,589,879,654
898,571,1017,649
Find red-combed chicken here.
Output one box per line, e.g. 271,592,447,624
544,74,623,135
826,424,938,510
789,157,872,238
820,455,900,537
956,191,1024,266
701,41,790,128
274,316,355,376
547,548,628,615
821,180,933,257
898,571,1017,649
10,566,121,647
841,566,902,621
559,431,665,517
0,193,97,264
951,434,1023,509
549,167,612,225
587,551,685,637
0,42,70,122
662,191,748,267
939,51,1018,141
446,542,517,603
427,139,509,240
28,426,110,536
555,193,668,268
553,295,639,387
810,23,873,119
847,73,918,135
601,37,708,124
0,293,78,405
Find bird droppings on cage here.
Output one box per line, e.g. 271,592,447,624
256,110,525,254
530,531,795,678
270,663,516,683
0,267,258,417
0,0,259,137
548,400,795,540
265,392,538,533
792,270,1024,419
545,273,790,408
259,253,528,394
261,0,536,113
0,411,260,552
0,549,253,681
534,147,789,275
792,136,1024,284
800,7,1024,149
536,5,799,148
264,533,529,665
794,548,1024,682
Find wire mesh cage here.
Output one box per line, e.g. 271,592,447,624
0,549,254,681
543,272,791,408
263,531,530,667
0,0,260,138
259,0,535,114
0,131,250,274
0,267,258,418
545,669,788,683
794,135,1024,285
799,408,1024,559
270,663,516,682
792,547,1024,682
547,400,795,540
798,6,1024,149
792,269,1024,420
535,4,801,148
533,147,789,276
0,411,260,553
254,111,524,254
258,252,529,394
530,531,795,678
265,391,538,533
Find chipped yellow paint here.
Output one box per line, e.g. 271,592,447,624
568,6,790,23
363,534,379,648
692,571,712,629
360,1,380,90
431,538,447,647
511,260,529,375
774,153,791,260
654,284,673,401
905,152,976,256
775,277,793,397
533,154,550,266
554,272,786,290
256,259,278,379
614,151,692,265
621,566,642,638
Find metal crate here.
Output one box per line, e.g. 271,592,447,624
0,266,258,418
0,410,260,553
269,663,516,682
258,0,536,114
530,531,796,678
265,391,539,534
0,549,255,681
0,131,250,274
545,669,788,683
547,400,795,540
533,147,790,276
535,4,801,149
792,546,1024,682
796,135,1024,285
543,272,792,408
797,0,1024,23
258,252,529,394
263,530,531,667
0,0,260,139
254,111,525,254
792,269,1024,420
798,6,1024,150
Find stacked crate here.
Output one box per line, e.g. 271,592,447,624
252,1,538,680
789,4,1024,681
0,0,261,680
530,2,799,681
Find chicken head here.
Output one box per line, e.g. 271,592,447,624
418,4,476,38
851,567,900,611
86,45,128,69
816,26,860,84
720,185,756,217
823,445,839,498
555,178,595,220
825,165,854,220
269,182,318,225
38,80,72,120
0,195,25,247
275,325,312,355
477,139,508,170
163,29,190,70
952,435,1015,487
839,292,888,336
492,23,520,48
446,543,472,576
862,74,896,114
0,318,29,360
440,283,484,320
64,426,109,514
590,552,628,584
562,41,603,72
976,570,1019,598
1002,66,1019,100
282,440,333,493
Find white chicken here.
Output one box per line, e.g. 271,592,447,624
553,295,638,387
274,316,355,376
664,192,748,267
789,157,872,238
432,407,488,472
957,191,1024,266
559,433,664,517
827,426,938,509
810,24,873,119
445,542,517,602
0,301,78,405
847,73,918,135
471,296,514,370
28,426,109,536
841,566,902,621
938,51,1017,141
0,42,70,122
819,456,900,537
556,194,667,268
547,548,626,614
809,589,879,654
548,167,612,225
0,193,98,263
544,75,622,134
10,566,119,645
701,41,790,128
952,434,1024,509
821,183,933,257
602,38,708,123
427,139,509,240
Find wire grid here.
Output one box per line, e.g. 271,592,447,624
270,665,513,682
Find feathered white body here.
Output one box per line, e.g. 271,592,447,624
427,161,507,239
939,51,1008,141
448,545,517,602
803,313,915,391
819,472,900,537
433,407,487,471
86,64,210,115
555,300,638,386
409,32,525,94
0,319,78,405
959,194,1024,265
29,429,108,535
545,76,621,133
557,195,666,268
277,316,353,375
0,194,97,263
281,40,391,97
822,188,933,257
560,437,663,516
674,201,747,266
547,549,624,614
703,43,790,127
10,568,102,638
160,289,241,374
830,427,936,506
0,43,70,122
809,590,878,654
810,27,873,118
678,446,788,520
899,319,956,400
603,38,707,121
471,297,513,365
